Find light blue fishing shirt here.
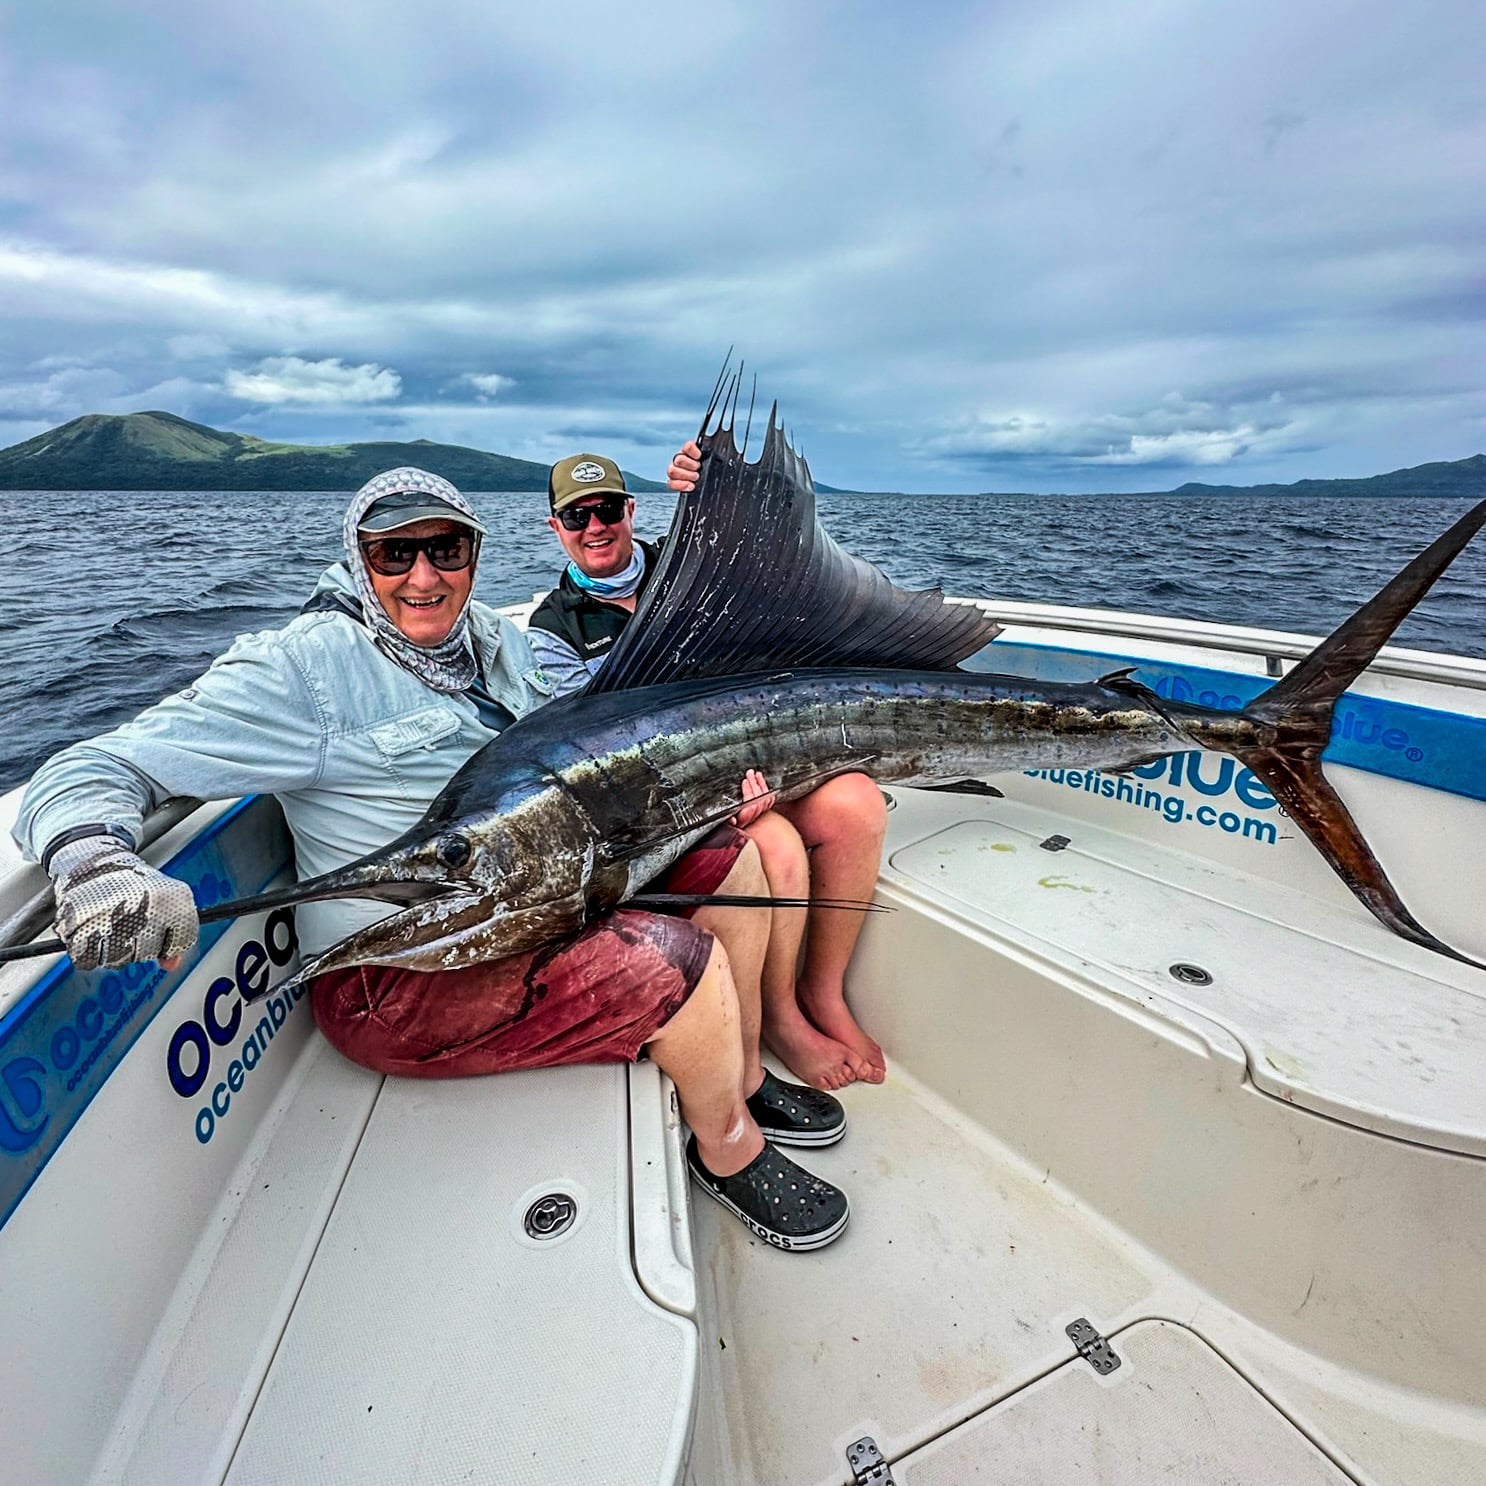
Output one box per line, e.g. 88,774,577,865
525,626,606,699
13,564,554,955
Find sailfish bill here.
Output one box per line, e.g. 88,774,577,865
4,373,1483,984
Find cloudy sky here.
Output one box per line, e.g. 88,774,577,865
1,0,1482,492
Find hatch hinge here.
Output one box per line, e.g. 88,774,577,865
1066,1317,1122,1374
847,1435,897,1483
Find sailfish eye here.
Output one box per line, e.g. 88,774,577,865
437,833,472,869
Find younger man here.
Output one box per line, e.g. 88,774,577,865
528,451,889,1092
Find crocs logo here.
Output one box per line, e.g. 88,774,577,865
739,1215,794,1250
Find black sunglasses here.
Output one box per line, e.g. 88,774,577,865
359,532,479,576
555,495,629,531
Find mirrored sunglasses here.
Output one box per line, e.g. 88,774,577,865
359,532,478,576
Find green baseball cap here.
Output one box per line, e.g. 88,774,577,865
548,452,629,512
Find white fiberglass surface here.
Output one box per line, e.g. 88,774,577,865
885,797,1486,1156
687,1055,1483,1486
898,1320,1353,1484
687,1064,1161,1486
226,1065,696,1486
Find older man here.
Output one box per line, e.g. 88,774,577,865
14,467,849,1251
527,450,890,1093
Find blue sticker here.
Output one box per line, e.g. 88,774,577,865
978,641,1486,803
0,797,294,1231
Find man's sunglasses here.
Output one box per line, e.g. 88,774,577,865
555,495,629,531
359,532,479,576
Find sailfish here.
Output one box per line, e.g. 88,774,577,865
5,374,1485,985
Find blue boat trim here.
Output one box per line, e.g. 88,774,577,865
0,797,295,1232
0,795,262,1041
977,640,1486,804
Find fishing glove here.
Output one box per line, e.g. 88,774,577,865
48,835,199,971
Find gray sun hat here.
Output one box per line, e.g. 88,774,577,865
342,466,486,693
355,468,488,535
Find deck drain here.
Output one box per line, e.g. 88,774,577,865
1168,962,1213,986
523,1192,578,1239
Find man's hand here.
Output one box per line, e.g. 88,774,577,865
732,769,778,829
667,439,703,494
49,836,199,972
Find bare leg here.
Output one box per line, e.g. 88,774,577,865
778,772,889,1084
690,839,770,1100
645,937,764,1177
743,810,857,1091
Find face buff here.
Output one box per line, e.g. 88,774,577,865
342,467,480,693
567,543,646,599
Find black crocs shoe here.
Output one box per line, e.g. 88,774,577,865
745,1069,847,1147
687,1136,850,1251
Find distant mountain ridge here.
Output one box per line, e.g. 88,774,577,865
0,412,669,493
0,412,1480,499
1157,453,1486,500
933,452,1485,500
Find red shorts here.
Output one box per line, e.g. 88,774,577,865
311,825,749,1078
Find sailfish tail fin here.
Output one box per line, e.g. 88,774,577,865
1168,495,1486,969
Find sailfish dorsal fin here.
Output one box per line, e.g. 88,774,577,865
583,382,1001,694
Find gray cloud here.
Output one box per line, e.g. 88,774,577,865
1,0,1482,490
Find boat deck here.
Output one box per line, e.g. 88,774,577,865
678,782,1486,1485
54,1044,700,1485
882,786,1486,1156
691,1066,1355,1485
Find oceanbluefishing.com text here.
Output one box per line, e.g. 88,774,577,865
1024,751,1281,844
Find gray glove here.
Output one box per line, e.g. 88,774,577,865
48,836,199,971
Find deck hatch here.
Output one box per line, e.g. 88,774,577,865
895,1320,1354,1482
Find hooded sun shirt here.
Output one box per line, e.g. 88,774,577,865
342,467,482,693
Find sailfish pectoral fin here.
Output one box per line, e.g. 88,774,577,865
599,756,881,867
1235,745,1484,971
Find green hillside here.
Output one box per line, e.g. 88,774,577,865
1161,453,1486,500
953,453,1484,501
0,412,669,492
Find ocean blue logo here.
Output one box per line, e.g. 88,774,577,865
0,797,292,1232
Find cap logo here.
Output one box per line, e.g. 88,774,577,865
570,461,606,483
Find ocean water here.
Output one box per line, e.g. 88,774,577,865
3,487,1483,793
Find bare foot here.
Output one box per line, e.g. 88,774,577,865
762,1009,859,1091
797,980,886,1084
